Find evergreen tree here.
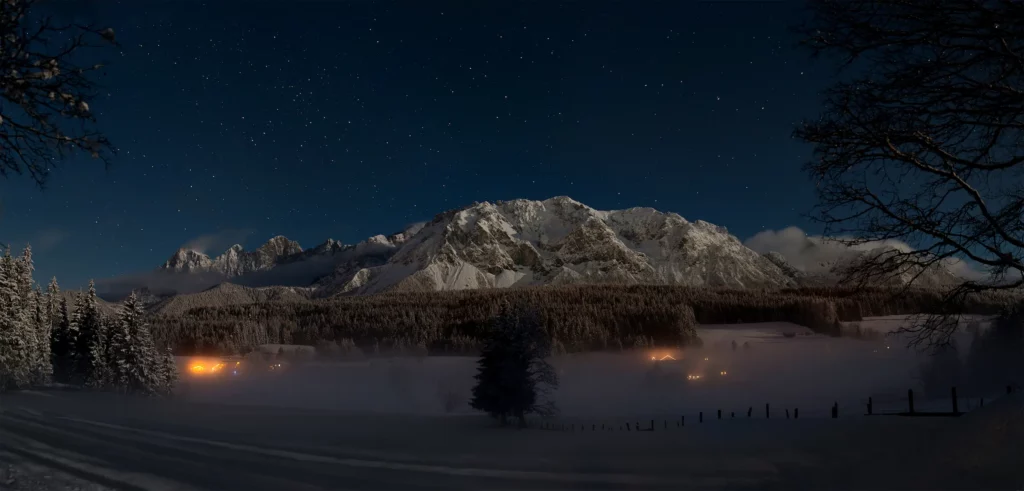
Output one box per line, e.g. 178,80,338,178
29,286,51,384
107,292,162,394
51,293,77,383
14,246,40,385
0,247,30,389
74,280,108,387
155,346,178,396
470,303,558,426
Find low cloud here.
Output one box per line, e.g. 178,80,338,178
95,270,226,301
93,247,377,302
1,228,68,253
35,228,68,252
744,226,986,281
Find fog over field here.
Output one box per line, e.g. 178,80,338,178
177,317,1000,420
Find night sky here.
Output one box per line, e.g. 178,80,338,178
0,1,834,289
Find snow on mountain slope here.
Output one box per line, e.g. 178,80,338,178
149,282,311,315
326,196,795,295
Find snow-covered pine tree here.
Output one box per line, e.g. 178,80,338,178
0,248,30,390
14,246,41,385
157,346,178,396
30,286,51,384
74,280,109,388
44,278,61,381
51,292,77,383
108,291,162,394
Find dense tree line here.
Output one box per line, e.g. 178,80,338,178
0,246,176,394
149,284,1017,356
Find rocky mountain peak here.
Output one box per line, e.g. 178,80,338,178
161,248,213,273
258,235,303,256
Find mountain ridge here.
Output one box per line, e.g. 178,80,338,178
104,196,964,304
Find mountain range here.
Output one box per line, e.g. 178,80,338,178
101,196,964,305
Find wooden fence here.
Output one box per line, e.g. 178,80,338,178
524,384,1018,432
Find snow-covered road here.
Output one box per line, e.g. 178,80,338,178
0,390,1020,490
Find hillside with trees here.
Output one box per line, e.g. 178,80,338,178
148,283,1017,357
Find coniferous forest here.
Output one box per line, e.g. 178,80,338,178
0,246,177,393
149,283,1017,357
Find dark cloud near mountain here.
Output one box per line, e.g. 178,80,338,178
94,249,345,302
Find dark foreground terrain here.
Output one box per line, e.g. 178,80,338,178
0,389,1021,491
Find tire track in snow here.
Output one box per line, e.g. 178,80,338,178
57,415,774,488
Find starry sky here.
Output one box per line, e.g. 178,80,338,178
0,1,834,289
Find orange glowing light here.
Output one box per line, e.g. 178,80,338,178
658,355,676,361
188,358,228,376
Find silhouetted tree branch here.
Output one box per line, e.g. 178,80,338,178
0,0,117,188
793,0,1024,346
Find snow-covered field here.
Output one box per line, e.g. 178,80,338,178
176,319,993,420
5,319,1020,490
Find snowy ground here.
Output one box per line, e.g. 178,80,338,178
1,389,1021,490
4,321,1019,490
0,449,113,491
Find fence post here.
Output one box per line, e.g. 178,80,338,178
664,420,667,430
626,423,631,431
717,409,722,420
867,397,873,415
731,411,735,418
699,412,703,423
908,389,915,414
951,387,958,414
765,403,770,419
786,409,790,419
794,408,799,419
681,415,685,427
748,406,752,418
650,420,654,431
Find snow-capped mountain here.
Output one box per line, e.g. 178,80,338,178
142,197,796,298
120,195,979,303
317,196,795,295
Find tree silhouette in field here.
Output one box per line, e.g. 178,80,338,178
0,0,117,188
470,303,558,427
793,0,1024,345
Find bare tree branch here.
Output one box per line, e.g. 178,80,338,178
793,0,1024,346
0,0,117,188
